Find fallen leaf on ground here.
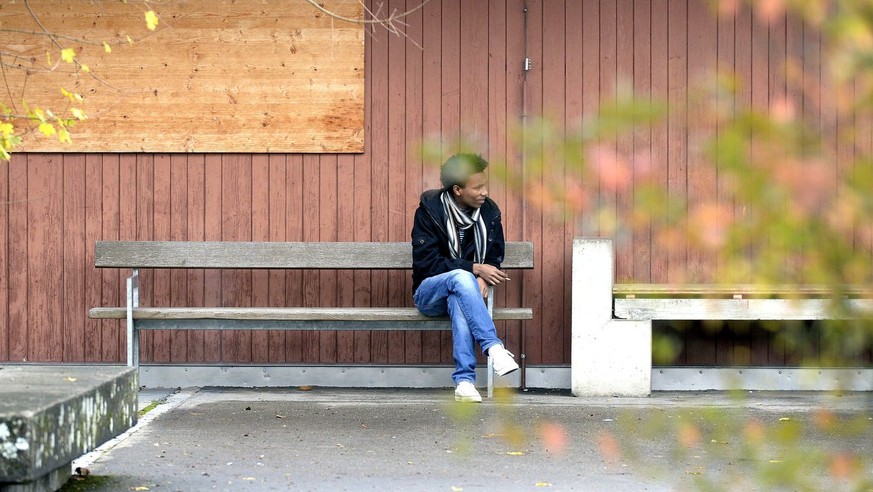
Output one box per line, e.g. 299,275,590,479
507,451,525,456
539,422,567,454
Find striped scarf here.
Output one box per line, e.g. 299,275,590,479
440,190,487,263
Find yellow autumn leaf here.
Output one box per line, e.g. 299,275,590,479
126,35,134,45
0,123,14,136
63,376,76,382
103,41,112,53
39,122,56,136
32,108,46,122
80,64,90,73
145,10,159,31
58,128,71,144
61,88,84,103
130,487,150,491
61,48,76,63
506,451,525,456
535,483,553,487
70,108,87,121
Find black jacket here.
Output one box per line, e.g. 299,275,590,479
411,189,505,293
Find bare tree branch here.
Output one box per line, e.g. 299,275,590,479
304,0,428,49
0,53,17,113
304,0,430,26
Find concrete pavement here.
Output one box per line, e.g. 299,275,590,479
63,387,873,491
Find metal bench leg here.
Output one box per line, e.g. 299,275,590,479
126,270,140,368
487,287,495,398
487,356,494,398
520,323,526,391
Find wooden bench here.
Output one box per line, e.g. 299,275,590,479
89,241,534,397
570,238,873,397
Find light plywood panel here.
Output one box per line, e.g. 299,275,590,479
4,1,364,153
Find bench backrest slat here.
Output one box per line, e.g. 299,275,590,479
95,241,534,270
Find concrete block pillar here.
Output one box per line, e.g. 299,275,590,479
0,365,139,490
571,238,652,397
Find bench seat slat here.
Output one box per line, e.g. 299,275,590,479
89,306,533,322
613,283,873,298
615,298,873,320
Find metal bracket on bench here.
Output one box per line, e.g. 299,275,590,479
126,269,139,368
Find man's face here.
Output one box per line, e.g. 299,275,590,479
452,171,488,209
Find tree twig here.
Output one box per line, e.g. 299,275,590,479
303,0,427,49
0,53,17,113
303,0,430,26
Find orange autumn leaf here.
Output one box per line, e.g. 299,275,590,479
597,430,621,463
539,422,567,455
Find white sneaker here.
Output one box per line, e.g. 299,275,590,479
489,344,519,376
454,381,482,402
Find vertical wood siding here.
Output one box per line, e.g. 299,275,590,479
0,1,868,366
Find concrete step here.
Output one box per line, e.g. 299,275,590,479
0,365,138,491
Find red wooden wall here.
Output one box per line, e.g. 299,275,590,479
0,1,860,366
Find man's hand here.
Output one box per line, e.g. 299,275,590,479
477,277,489,299
473,263,510,286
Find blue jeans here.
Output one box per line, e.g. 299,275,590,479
413,269,501,384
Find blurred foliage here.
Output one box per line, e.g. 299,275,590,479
604,403,873,491
497,0,873,368
426,1,873,490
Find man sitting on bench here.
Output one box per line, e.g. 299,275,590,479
411,153,519,402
